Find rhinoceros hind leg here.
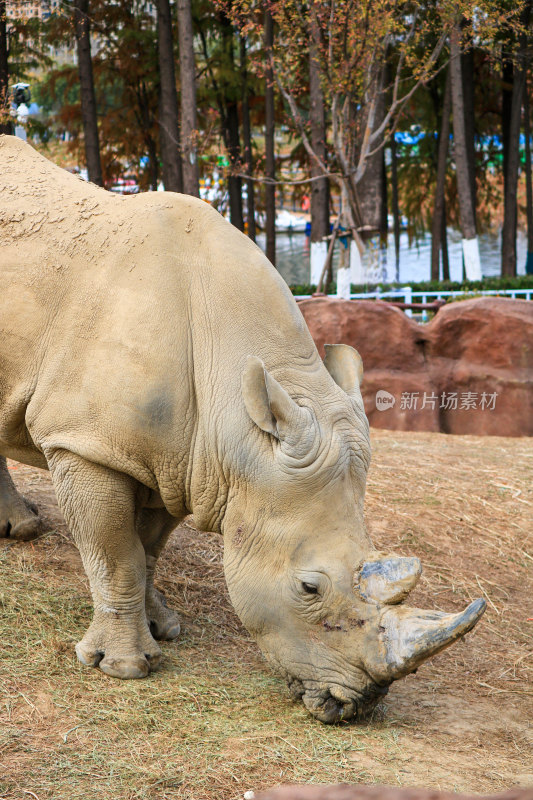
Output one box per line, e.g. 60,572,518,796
146,586,181,640
137,507,181,640
0,456,43,541
47,449,161,679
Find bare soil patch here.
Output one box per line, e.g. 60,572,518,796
0,430,531,800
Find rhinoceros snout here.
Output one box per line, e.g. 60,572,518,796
296,681,389,725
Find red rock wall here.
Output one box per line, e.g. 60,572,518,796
256,786,533,800
298,297,533,437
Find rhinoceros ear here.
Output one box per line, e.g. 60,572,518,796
242,356,311,443
242,356,278,436
323,344,363,394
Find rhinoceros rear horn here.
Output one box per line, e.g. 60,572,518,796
242,356,313,448
324,344,363,394
366,599,486,683
357,555,422,604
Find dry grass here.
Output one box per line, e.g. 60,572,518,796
0,430,532,800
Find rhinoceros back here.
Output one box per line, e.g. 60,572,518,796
0,136,319,491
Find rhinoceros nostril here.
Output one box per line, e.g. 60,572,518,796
319,695,345,723
287,677,305,700
302,688,348,724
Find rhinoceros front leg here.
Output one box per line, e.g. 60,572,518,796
0,456,43,541
136,507,181,641
47,449,161,679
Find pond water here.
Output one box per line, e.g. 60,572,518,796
256,228,530,287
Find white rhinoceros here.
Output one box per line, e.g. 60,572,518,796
0,136,485,723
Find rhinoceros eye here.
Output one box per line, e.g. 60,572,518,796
301,581,319,595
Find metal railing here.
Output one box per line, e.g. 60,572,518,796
294,287,533,321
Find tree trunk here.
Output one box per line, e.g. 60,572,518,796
225,100,244,230
431,69,451,281
219,16,243,231
355,66,386,284
309,22,329,286
502,2,531,277
133,72,160,193
0,0,11,135
147,132,159,192
316,213,340,293
177,0,199,197
157,0,183,193
240,36,256,242
264,9,276,266
379,148,388,280
441,201,450,281
73,0,103,186
462,38,476,219
357,69,386,234
390,131,400,281
525,73,533,274
450,20,481,279
502,52,513,200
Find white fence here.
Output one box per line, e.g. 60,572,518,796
295,287,533,321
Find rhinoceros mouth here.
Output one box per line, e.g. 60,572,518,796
287,676,389,724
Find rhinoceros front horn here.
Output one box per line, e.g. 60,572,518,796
366,598,486,683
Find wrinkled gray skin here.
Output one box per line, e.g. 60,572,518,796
0,137,485,723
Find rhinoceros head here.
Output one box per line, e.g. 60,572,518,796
222,344,485,724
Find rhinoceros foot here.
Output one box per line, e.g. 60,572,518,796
75,611,162,679
146,587,181,640
0,492,43,541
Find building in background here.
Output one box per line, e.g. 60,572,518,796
6,0,75,64
6,0,60,20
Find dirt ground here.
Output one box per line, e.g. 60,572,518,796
0,429,531,800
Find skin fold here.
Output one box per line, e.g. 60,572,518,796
0,136,485,722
